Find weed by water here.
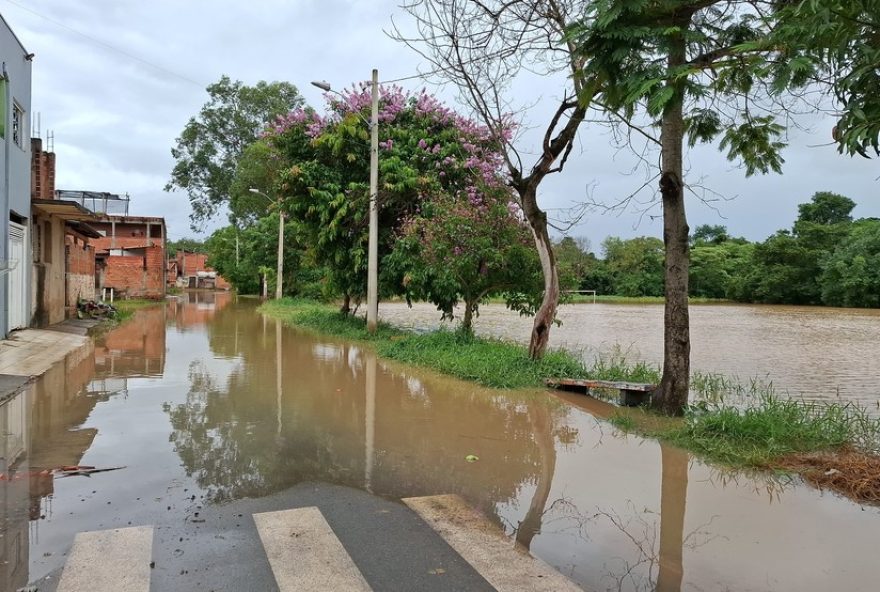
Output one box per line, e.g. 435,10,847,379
649,395,880,468
112,299,163,323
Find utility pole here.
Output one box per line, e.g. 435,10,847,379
366,68,379,332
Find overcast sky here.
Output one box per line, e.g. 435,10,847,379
3,0,878,250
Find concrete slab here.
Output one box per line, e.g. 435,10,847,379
254,506,373,592
0,328,89,376
404,494,586,592
56,526,153,592
0,373,30,403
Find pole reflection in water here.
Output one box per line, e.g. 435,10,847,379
276,319,283,437
656,444,688,592
364,350,376,493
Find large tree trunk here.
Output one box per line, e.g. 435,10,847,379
653,30,691,416
520,185,559,360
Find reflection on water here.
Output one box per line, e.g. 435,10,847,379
1,298,879,591
379,301,880,408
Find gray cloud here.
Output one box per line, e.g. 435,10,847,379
4,0,877,247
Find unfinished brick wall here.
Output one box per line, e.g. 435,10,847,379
66,236,96,306
102,245,165,299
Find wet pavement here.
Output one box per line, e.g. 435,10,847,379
2,294,879,591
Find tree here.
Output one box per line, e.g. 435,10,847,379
820,219,880,307
262,86,514,314
602,236,665,297
167,237,205,258
389,193,541,334
166,76,303,227
395,0,593,359
776,1,880,157
691,224,729,246
795,191,856,227
573,1,810,414
554,236,595,290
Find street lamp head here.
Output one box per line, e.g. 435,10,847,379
311,80,332,92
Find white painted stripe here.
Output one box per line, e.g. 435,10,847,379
404,494,585,592
254,507,373,592
57,526,153,592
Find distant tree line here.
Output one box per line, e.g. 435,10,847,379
557,192,880,308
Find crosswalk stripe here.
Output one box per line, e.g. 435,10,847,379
254,506,373,592
56,526,153,592
403,494,585,592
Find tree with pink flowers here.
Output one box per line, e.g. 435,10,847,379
257,84,542,322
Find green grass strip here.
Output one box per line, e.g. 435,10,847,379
259,298,655,389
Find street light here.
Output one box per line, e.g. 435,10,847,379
249,188,284,300
312,69,380,333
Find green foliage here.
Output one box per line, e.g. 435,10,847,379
387,194,542,333
775,0,880,156
166,76,303,226
205,215,302,296
795,191,855,227
819,219,880,307
166,237,205,258
690,241,754,299
602,236,665,297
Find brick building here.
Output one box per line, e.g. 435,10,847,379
171,250,230,290
30,141,101,325
89,216,166,300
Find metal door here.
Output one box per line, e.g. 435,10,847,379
7,222,27,330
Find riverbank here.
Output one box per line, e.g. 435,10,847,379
260,298,880,505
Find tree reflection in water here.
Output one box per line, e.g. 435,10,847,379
165,303,573,545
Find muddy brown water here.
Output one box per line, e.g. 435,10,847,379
380,301,880,409
1,295,878,591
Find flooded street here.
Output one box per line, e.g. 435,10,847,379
2,295,879,591
380,301,880,408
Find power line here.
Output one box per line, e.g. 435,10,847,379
2,0,206,88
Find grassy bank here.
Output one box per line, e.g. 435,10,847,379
260,298,880,504
259,299,653,389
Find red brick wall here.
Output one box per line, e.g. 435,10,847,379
66,236,96,306
103,245,166,299
66,236,95,276
31,138,56,200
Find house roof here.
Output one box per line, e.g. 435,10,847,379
32,199,96,221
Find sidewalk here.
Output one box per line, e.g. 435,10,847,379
0,319,99,403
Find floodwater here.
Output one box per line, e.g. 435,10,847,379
380,301,880,408
1,294,878,591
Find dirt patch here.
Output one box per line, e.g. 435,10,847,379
779,448,880,505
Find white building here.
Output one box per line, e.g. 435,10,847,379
0,14,32,337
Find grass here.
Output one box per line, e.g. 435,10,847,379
609,391,880,470
259,298,652,389
112,299,164,323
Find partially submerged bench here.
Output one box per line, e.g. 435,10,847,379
544,378,656,407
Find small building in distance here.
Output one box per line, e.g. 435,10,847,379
172,250,230,290
57,191,167,300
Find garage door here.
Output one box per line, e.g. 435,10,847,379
7,222,27,330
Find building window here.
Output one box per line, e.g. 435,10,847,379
12,103,24,149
